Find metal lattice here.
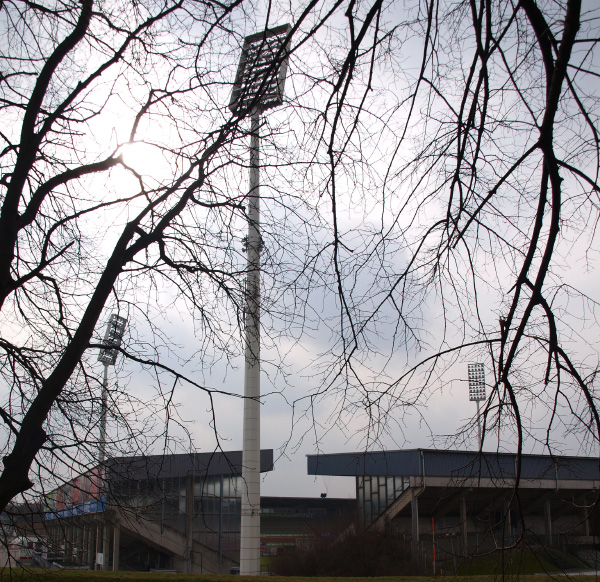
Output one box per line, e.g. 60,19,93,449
98,314,127,365
229,24,292,114
468,363,486,402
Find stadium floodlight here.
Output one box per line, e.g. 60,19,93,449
230,24,291,577
229,24,292,115
468,363,486,449
98,314,127,366
97,314,127,463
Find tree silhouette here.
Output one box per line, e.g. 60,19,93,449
0,0,598,527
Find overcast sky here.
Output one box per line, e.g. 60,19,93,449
4,0,597,504
98,0,600,500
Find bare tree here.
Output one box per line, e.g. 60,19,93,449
1,0,598,538
0,0,240,511
305,0,600,469
0,0,385,513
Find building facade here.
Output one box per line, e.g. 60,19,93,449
28,449,354,573
308,448,600,569
41,450,273,572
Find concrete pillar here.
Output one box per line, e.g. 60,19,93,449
219,474,224,566
82,525,88,566
90,525,96,569
545,498,553,546
77,522,84,565
65,522,73,562
51,524,58,559
102,525,110,571
186,474,194,573
504,499,512,547
411,488,420,560
95,525,102,570
89,524,95,568
460,496,468,555
240,111,262,577
583,504,591,537
112,526,120,571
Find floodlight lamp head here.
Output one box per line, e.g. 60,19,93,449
98,314,127,366
468,363,486,402
229,23,292,115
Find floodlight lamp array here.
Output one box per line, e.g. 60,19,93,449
468,363,486,402
98,314,127,366
229,24,292,115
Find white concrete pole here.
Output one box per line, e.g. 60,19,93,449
476,399,482,449
240,111,261,576
99,364,108,463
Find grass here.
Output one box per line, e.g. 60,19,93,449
1,571,599,582
456,552,556,576
454,547,590,576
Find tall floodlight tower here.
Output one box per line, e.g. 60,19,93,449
229,23,292,576
97,314,127,463
467,363,486,449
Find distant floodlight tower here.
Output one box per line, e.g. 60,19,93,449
468,363,486,449
229,23,292,576
97,314,127,463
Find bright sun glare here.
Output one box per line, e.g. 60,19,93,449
120,141,170,180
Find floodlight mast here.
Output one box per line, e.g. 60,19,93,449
97,314,127,463
467,363,486,449
229,24,291,577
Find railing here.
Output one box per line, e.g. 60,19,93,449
31,550,64,569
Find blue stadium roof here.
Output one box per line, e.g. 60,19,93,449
108,449,274,482
307,449,600,481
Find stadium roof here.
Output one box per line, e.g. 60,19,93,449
307,449,600,482
107,449,274,482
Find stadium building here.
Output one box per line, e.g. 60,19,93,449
32,449,353,573
307,449,600,571
5,447,599,573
